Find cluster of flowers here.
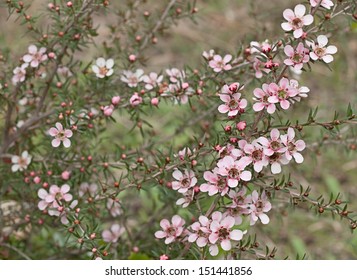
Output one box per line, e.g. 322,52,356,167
12,45,48,85
155,188,271,256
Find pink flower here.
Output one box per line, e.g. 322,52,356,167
236,121,247,131
11,151,32,172
258,129,287,156
306,35,337,63
188,215,212,247
111,96,121,105
310,0,334,10
243,141,269,172
78,182,98,198
103,104,114,116
166,68,185,83
106,198,122,217
176,189,195,208
200,168,229,196
218,93,247,117
242,191,272,225
208,215,244,256
61,170,71,180
289,79,310,102
284,43,310,70
217,156,252,188
151,97,159,106
281,4,314,38
92,57,114,78
23,45,48,68
160,254,169,260
280,127,306,163
226,188,248,225
142,72,163,90
171,169,197,193
102,224,124,243
12,63,28,85
161,83,194,104
267,77,298,110
217,143,244,159
49,122,73,148
252,84,276,114
121,69,144,87
221,83,242,95
209,54,232,72
129,92,143,106
202,49,215,60
155,215,185,244
44,184,73,206
253,57,271,79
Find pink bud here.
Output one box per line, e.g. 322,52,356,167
111,96,121,105
151,97,159,106
130,93,143,106
33,176,41,184
129,54,136,62
103,105,114,116
182,82,189,89
61,170,71,180
48,3,55,9
236,121,246,131
67,1,73,8
48,52,56,59
30,171,36,177
160,254,169,260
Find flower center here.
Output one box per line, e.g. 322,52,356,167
218,227,230,239
252,150,263,161
99,67,108,76
270,140,281,150
228,168,240,179
256,200,264,212
167,226,176,236
292,53,303,63
315,47,325,57
181,178,191,188
18,157,27,167
288,142,296,151
217,177,227,190
292,18,303,29
228,99,239,109
278,89,287,99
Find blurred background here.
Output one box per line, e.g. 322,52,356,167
1,0,357,259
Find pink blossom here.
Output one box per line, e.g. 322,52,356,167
236,121,246,131
253,57,270,79
217,143,244,159
258,129,287,156
166,68,185,83
243,141,269,172
61,170,71,180
310,0,334,10
106,198,122,217
23,45,48,68
44,184,73,207
48,122,73,148
92,57,114,78
129,92,143,106
226,188,248,225
78,182,98,198
111,96,121,105
121,69,144,87
217,156,252,188
218,93,247,117
241,191,272,225
142,72,163,90
102,224,124,243
151,97,159,106
267,78,299,110
280,127,306,163
175,147,194,161
288,79,310,103
284,43,310,70
221,82,242,95
200,168,229,196
202,49,215,60
161,83,194,104
160,254,169,260
11,151,32,172
176,189,195,208
171,169,197,193
250,40,275,54
252,84,276,114
12,63,28,85
208,215,244,256
209,54,232,72
155,215,185,244
103,104,114,116
306,35,337,63
281,4,314,38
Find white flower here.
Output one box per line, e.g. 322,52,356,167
23,45,48,68
11,151,32,172
121,69,144,87
306,35,337,63
92,57,114,78
12,63,28,85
